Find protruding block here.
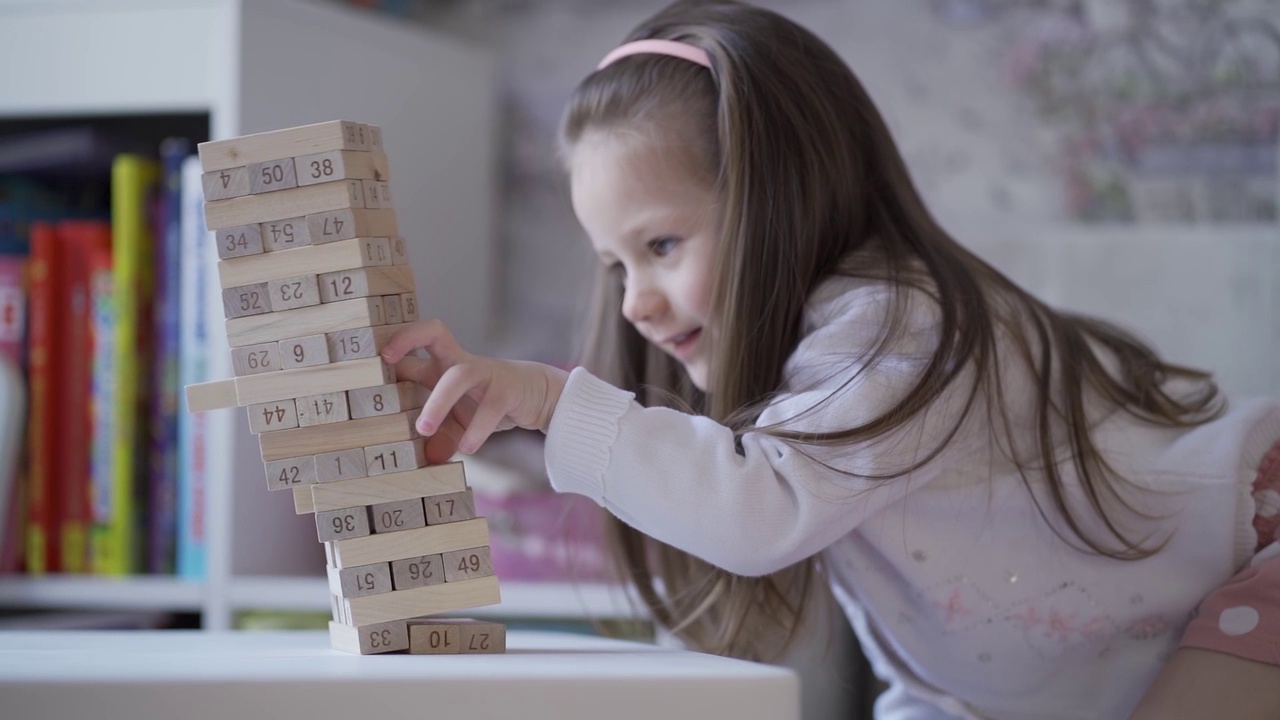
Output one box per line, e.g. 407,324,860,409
226,296,384,348
222,283,270,319
306,208,399,244
424,489,476,526
391,553,444,590
248,158,298,194
343,574,501,626
328,619,408,655
234,356,395,408
330,562,394,598
264,455,317,492
406,619,459,655
315,447,368,484
318,266,415,303
231,342,280,377
400,293,419,322
218,237,390,289
296,390,350,427
185,378,238,412
258,408,416,462
371,497,426,534
202,166,250,201
309,463,467,514
329,517,488,569
260,216,313,252
247,399,299,434
205,179,365,230
295,149,391,187
215,223,265,259
278,334,330,370
443,546,494,582
348,381,421,419
365,438,426,477
317,506,372,542
199,120,368,172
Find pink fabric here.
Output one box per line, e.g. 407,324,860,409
1178,440,1280,665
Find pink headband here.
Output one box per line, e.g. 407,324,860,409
597,39,712,71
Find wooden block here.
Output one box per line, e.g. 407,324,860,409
400,292,419,322
202,166,250,201
315,447,368,484
230,342,280,377
226,296,383,348
306,208,399,245
442,546,494,582
329,593,344,624
205,179,364,230
309,462,468,513
199,120,368,172
359,180,393,209
317,506,372,542
330,562,394,598
222,283,270,319
391,553,445,591
456,619,506,654
425,489,476,526
348,381,421,419
248,157,298,194
215,223,265,260
382,295,403,325
369,296,386,326
326,327,376,362
406,619,459,654
328,619,408,655
269,274,321,311
278,333,330,370
371,497,426,534
218,237,391,289
376,182,393,208
390,236,409,265
344,575,500,626
259,216,313,252
295,149,391,187
365,438,426,478
234,356,394,408
294,485,315,514
264,455,317,492
247,399,299,434
318,266,415,303
367,124,383,152
185,378,238,412
296,390,350,427
259,408,416,462
330,517,488,569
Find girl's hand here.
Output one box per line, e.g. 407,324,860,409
380,319,569,460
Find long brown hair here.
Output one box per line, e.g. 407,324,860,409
559,0,1222,661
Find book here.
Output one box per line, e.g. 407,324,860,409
0,255,27,573
87,242,113,577
24,222,63,573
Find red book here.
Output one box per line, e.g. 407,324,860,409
25,222,63,573
0,255,27,573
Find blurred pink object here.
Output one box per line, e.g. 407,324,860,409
475,489,615,583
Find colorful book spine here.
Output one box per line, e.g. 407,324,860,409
25,222,62,573
0,255,27,573
87,243,114,576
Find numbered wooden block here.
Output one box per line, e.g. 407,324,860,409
235,356,395,409
328,620,408,655
359,180,393,209
294,149,391,187
305,208,399,245
296,390,350,427
216,223,265,260
308,463,468,514
186,378,237,412
204,179,365,230
400,293,419,322
260,216,313,252
316,506,372,542
365,438,426,478
382,295,403,325
406,619,459,655
330,562,394,598
226,296,384,348
348,381,421,419
198,120,368,172
424,489,476,526
222,283,270,319
318,266,414,303
390,236,409,265
278,334,330,370
248,158,298,194
457,619,506,654
231,342,280,377
264,455,317,492
371,497,426,534
315,447,368,484
217,237,392,289
258,407,416,462
443,546,494,582
370,296,386,326
202,166,250,201
329,517,488,569
247,399,299,434
343,574,500,626
268,274,321,311
326,327,376,362
391,553,445,590
367,124,383,152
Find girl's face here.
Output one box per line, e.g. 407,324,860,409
569,129,719,390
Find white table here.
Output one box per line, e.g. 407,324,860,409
0,629,799,720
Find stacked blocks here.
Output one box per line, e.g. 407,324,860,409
185,120,504,655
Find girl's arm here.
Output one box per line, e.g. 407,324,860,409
1130,648,1280,720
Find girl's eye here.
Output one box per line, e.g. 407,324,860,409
648,236,680,257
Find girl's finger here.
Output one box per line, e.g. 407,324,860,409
456,393,510,455
424,413,466,464
416,363,485,436
380,319,464,366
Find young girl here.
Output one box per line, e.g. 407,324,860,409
382,1,1280,717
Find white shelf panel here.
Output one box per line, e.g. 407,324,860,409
0,576,205,611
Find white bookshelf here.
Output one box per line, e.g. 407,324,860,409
0,0,611,630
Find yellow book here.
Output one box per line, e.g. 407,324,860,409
93,154,159,575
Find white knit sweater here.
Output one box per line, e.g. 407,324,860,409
544,273,1280,719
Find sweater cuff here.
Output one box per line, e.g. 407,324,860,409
544,367,634,505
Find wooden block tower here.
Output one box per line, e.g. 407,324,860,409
185,120,505,655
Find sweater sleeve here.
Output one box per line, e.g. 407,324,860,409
544,280,986,576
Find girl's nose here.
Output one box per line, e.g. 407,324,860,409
621,278,665,325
